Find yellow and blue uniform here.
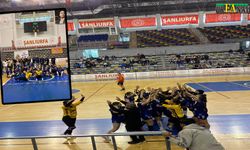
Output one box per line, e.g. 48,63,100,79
62,97,84,135
35,70,42,76
137,102,153,120
162,100,185,119
62,100,82,118
25,71,32,80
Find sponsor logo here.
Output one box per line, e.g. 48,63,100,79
95,74,117,79
131,19,145,26
23,39,48,46
80,20,114,28
216,3,250,13
162,16,197,24
218,14,231,21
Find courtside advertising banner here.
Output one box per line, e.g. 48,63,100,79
120,17,156,28
161,14,199,26
205,13,241,23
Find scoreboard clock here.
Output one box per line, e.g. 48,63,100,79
24,21,47,33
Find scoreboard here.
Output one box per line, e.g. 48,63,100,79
24,21,47,33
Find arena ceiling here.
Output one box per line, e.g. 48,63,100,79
0,0,250,19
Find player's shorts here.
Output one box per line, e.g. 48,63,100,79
152,110,162,118
117,82,124,86
141,112,153,120
112,114,125,123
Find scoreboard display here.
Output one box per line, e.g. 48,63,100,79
24,21,47,33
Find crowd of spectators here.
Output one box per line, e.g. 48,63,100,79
73,53,158,70
72,50,250,74
2,55,66,81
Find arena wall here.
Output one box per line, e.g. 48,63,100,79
71,67,250,82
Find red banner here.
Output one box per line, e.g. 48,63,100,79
120,17,156,28
66,0,71,7
205,14,241,23
248,14,250,20
67,22,75,31
79,19,114,28
161,15,199,26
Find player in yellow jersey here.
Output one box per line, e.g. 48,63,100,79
25,70,32,80
35,68,43,81
62,94,85,136
162,98,186,132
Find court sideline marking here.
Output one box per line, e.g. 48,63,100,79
84,83,108,101
226,80,250,89
189,80,231,99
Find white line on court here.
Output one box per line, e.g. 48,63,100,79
226,80,250,89
189,81,231,99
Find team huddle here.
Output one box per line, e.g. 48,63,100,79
105,82,209,144
61,73,224,149
2,57,66,81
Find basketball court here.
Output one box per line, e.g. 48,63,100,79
2,75,70,103
0,74,250,150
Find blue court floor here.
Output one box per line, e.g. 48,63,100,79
2,75,71,103
0,114,249,138
187,81,250,92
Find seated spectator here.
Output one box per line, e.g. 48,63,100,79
73,63,81,68
238,47,245,54
204,55,209,61
103,61,111,67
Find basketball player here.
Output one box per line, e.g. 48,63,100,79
62,94,85,137
117,72,125,91
25,69,33,80
183,85,210,129
35,68,43,81
104,100,125,142
57,65,64,77
137,92,155,131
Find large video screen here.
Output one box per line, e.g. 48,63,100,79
0,8,72,104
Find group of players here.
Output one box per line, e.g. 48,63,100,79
3,57,66,81
104,75,209,144
60,73,208,145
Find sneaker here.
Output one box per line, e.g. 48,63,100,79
128,141,140,144
69,126,76,130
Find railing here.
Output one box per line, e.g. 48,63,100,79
0,131,171,150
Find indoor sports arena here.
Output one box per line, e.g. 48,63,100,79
0,0,250,150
